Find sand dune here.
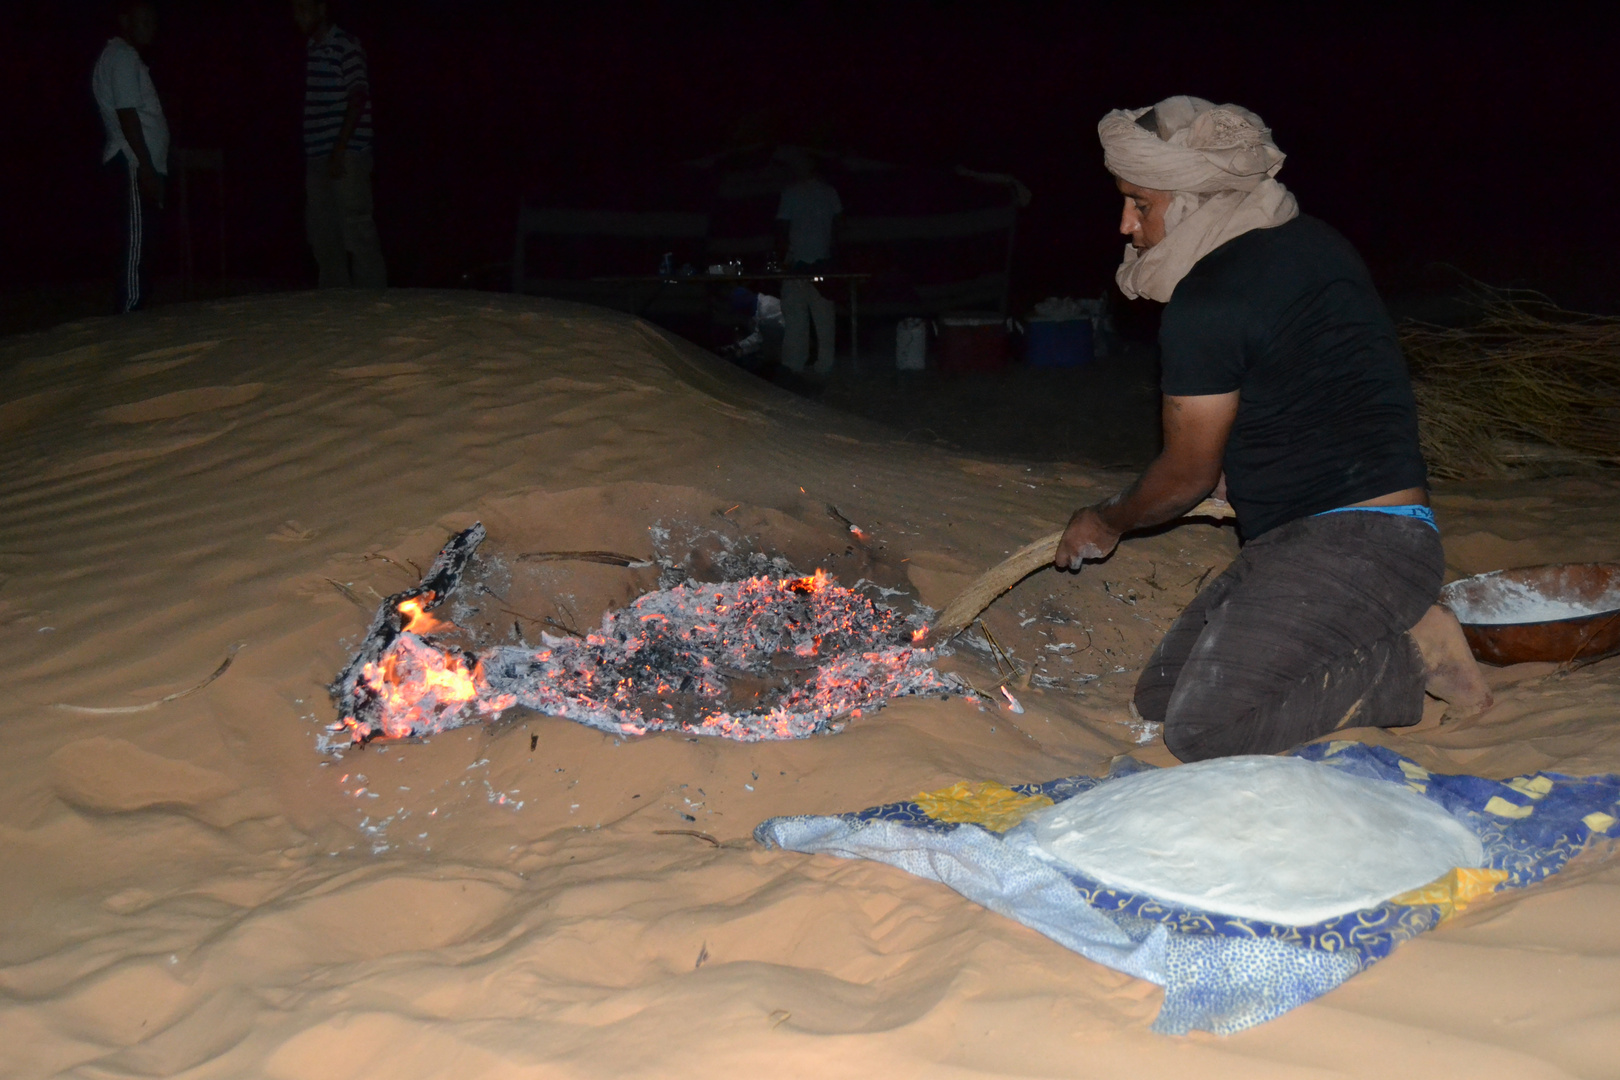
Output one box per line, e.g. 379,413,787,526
1,290,1617,1078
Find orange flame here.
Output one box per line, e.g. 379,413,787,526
782,568,833,594
397,595,454,636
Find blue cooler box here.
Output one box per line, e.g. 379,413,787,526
1025,318,1094,368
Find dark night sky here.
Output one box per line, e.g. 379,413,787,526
12,2,1620,313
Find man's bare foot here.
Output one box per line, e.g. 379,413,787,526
1408,604,1494,717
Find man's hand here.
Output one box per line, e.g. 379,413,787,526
1055,506,1121,570
1050,392,1239,572
117,108,164,207
137,168,164,207
328,87,365,182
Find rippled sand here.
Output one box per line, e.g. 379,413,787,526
2,291,1617,1078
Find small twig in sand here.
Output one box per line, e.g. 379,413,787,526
325,578,371,611
976,619,1021,681
542,616,585,639
52,644,245,714
951,673,1003,705
517,550,653,567
1559,610,1620,670
478,598,566,636
1180,565,1216,591
362,552,422,579
654,828,721,847
694,943,709,969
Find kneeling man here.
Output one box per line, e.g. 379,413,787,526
1057,96,1489,762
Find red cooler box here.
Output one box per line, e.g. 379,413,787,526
936,314,1011,374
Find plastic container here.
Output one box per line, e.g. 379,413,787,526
936,314,1011,374
895,318,927,371
1025,318,1094,368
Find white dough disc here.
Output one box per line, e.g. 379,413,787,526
1028,755,1484,925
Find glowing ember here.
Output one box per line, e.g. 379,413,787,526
329,542,952,746
357,635,485,738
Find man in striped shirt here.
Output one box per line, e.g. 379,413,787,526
294,0,386,287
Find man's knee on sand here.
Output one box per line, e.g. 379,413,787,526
1144,670,1260,761
1134,685,1207,762
1154,686,1363,763
1161,722,1226,764
1145,628,1433,762
1156,697,1322,763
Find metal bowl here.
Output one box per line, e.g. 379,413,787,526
1440,563,1620,666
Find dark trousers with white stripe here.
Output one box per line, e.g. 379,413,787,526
108,156,164,313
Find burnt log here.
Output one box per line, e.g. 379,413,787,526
327,522,486,741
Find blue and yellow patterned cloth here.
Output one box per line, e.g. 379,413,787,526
754,742,1620,1035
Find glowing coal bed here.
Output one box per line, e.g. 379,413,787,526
325,523,956,748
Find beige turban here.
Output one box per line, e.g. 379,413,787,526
1098,96,1299,302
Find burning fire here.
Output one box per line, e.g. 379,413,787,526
396,594,454,636
334,567,948,745
358,636,479,738
783,568,832,594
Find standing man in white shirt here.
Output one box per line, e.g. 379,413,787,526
774,150,843,374
92,0,168,313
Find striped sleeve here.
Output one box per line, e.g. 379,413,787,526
338,35,370,94
303,27,374,156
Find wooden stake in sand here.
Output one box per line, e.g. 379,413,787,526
929,498,1234,642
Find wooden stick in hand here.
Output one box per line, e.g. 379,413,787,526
927,497,1234,643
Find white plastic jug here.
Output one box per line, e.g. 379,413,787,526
895,318,927,371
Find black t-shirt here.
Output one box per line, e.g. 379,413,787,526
1160,215,1427,539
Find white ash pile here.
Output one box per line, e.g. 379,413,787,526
327,525,954,747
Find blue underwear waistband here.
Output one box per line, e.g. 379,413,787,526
1315,504,1438,531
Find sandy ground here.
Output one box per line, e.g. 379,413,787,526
2,290,1619,1079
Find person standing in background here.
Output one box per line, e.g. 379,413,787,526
774,150,842,374
293,0,386,288
92,0,168,313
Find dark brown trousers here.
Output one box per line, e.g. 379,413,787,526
1135,510,1444,762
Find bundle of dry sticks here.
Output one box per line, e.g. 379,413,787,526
1402,284,1620,479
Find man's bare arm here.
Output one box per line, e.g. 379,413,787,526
1097,392,1237,532
1055,392,1238,569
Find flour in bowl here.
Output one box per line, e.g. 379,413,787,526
1441,577,1620,626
